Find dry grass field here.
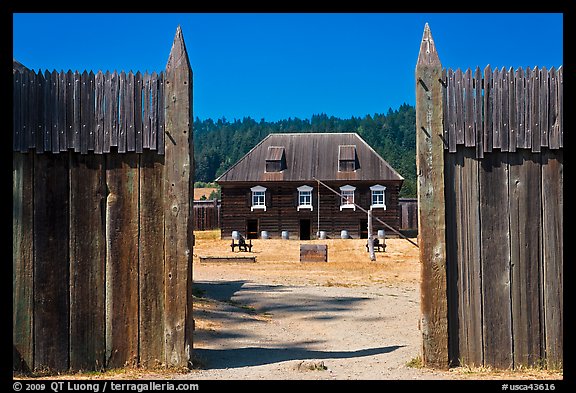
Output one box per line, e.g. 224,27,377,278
193,187,218,200
193,230,420,288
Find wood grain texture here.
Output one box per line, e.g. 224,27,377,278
69,154,106,371
139,151,166,367
509,150,542,366
541,149,563,367
134,72,143,153
33,152,69,371
474,67,483,158
80,71,89,154
483,65,493,153
415,24,448,369
13,71,22,151
105,153,140,368
13,153,34,372
95,71,105,154
164,26,194,367
479,151,513,369
118,71,127,153
58,71,67,152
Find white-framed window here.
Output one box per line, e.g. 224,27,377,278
251,185,267,211
370,184,387,209
297,185,313,211
340,185,356,211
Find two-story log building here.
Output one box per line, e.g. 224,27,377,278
216,133,404,240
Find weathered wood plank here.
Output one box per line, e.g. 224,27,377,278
508,68,517,153
105,153,140,368
157,73,165,155
126,71,136,152
474,67,483,158
80,71,90,154
36,70,47,153
95,71,105,154
143,73,151,149
492,68,502,150
557,66,563,148
548,67,558,150
13,153,34,372
416,24,448,369
441,68,448,149
455,68,464,145
139,150,165,367
509,150,542,366
27,71,38,150
524,67,532,149
69,154,106,371
14,71,22,151
531,67,541,152
58,71,67,152
20,70,30,152
33,152,69,371
483,65,493,153
448,69,457,153
103,71,112,152
464,69,474,147
118,71,127,153
515,68,526,149
88,71,96,152
110,71,120,148
540,67,549,147
36,70,53,153
541,148,563,368
444,146,459,366
50,70,63,153
66,70,75,150
73,71,82,152
134,72,143,153
500,68,509,152
479,151,513,369
150,72,158,150
462,147,483,366
164,26,194,367
43,71,53,153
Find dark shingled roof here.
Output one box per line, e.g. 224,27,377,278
216,133,404,183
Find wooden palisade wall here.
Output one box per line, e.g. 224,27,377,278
13,26,193,372
416,24,563,370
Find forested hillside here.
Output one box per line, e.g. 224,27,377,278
194,103,416,197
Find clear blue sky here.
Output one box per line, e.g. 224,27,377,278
13,13,563,122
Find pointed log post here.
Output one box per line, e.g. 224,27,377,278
415,24,449,369
164,26,194,368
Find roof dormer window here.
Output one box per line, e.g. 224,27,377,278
338,145,357,172
265,146,286,172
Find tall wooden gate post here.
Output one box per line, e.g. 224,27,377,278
415,23,449,369
164,26,194,367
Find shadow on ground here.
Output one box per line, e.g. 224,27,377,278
193,345,403,369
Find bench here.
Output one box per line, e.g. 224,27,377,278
366,238,386,252
231,236,253,252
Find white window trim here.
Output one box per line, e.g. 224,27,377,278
297,185,314,211
370,184,387,210
251,185,267,212
340,185,356,211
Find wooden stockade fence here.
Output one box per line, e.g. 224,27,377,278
398,198,418,231
416,24,562,370
13,27,193,372
13,69,166,154
193,199,221,231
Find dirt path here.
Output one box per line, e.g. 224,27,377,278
188,278,451,380
185,237,455,380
